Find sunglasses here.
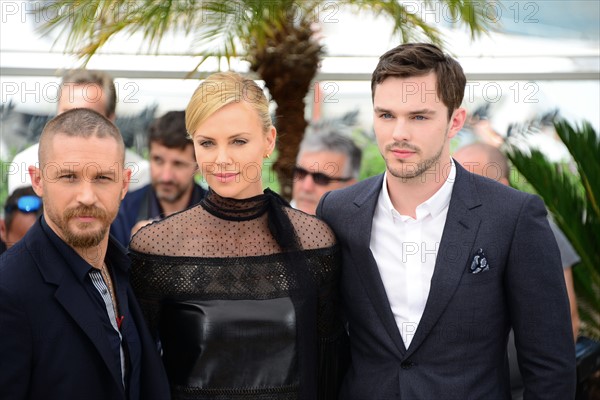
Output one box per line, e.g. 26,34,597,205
4,195,42,214
293,166,352,186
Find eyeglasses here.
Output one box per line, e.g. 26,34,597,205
293,166,352,186
4,195,42,214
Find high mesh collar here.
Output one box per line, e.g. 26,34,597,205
200,188,270,221
129,187,334,258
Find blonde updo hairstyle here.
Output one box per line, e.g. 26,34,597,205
186,72,273,138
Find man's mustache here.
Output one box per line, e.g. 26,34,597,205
385,142,420,152
64,206,108,221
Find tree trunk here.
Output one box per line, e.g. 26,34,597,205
249,20,323,200
270,97,309,200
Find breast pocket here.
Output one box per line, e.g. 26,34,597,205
459,266,500,286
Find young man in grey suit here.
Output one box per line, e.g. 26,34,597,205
317,43,576,399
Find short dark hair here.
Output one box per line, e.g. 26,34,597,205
298,131,362,179
3,186,42,232
371,43,466,119
59,69,117,118
38,108,124,166
148,111,193,153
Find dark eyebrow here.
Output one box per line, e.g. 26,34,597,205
374,106,393,114
196,132,251,140
56,168,117,176
96,170,117,176
373,107,436,116
408,109,436,116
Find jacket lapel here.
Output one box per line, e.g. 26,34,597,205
348,175,407,355
405,162,482,357
26,222,125,393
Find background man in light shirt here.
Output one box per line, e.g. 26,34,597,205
7,69,149,196
317,42,575,399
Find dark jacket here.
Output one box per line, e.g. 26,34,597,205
0,217,171,400
317,161,576,400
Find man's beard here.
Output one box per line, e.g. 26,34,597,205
54,205,113,248
154,181,189,203
385,142,444,181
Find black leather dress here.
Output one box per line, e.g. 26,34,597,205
130,189,349,400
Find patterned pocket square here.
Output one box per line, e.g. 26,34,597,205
469,248,489,274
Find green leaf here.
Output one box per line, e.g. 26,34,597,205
508,120,600,339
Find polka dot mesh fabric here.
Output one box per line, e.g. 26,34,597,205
130,190,336,258
128,189,349,400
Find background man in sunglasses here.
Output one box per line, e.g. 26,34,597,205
0,187,43,254
292,131,362,215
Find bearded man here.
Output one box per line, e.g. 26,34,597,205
0,109,170,400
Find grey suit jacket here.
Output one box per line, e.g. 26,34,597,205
317,162,576,400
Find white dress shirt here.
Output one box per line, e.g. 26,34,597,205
370,161,456,349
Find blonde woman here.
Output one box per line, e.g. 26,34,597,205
129,72,348,400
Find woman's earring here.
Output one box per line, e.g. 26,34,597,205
265,153,270,159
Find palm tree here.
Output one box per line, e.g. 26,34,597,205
508,120,600,339
40,0,492,199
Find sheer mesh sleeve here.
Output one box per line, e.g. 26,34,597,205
284,208,337,251
283,208,349,397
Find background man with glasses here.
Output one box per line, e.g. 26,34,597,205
291,130,362,215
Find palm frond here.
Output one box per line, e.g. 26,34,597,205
37,0,494,201
344,0,492,45
507,120,600,339
39,0,492,67
554,120,600,220
39,0,202,63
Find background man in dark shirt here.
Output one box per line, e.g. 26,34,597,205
111,110,206,245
